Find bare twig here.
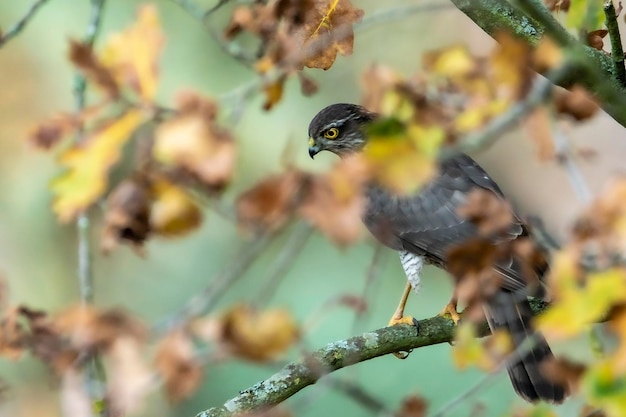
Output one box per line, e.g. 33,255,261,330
0,0,50,48
256,222,314,306
352,244,387,335
441,73,558,159
153,232,275,334
553,127,593,203
197,299,550,417
72,0,107,415
604,0,626,87
323,377,394,416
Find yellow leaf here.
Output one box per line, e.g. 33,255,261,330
364,123,444,194
582,360,626,417
538,268,626,340
99,4,164,100
452,324,510,372
221,304,299,362
425,45,477,79
150,179,202,236
153,100,236,190
52,109,145,222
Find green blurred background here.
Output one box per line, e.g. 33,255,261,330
1,0,620,416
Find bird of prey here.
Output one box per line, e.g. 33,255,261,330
307,103,567,403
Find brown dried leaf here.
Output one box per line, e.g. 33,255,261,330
398,395,428,417
524,107,555,160
545,0,571,12
533,38,564,73
150,178,202,237
236,169,309,233
29,115,81,150
297,72,318,96
154,93,235,191
554,85,599,121
107,337,152,415
69,40,119,99
155,331,203,402
456,189,514,236
54,306,146,351
294,0,364,70
0,308,26,360
102,175,152,254
541,357,584,391
298,157,369,245
221,304,299,362
587,29,608,50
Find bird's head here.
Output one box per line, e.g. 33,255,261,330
307,103,376,159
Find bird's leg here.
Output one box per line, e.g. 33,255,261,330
388,282,415,326
387,282,418,359
438,290,461,325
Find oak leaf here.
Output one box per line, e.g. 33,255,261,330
150,178,202,237
51,109,145,222
155,330,203,402
99,4,164,101
221,304,299,362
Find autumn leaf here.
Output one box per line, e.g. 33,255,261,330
524,107,555,161
294,0,364,69
220,304,299,362
582,360,626,417
364,122,444,194
102,175,152,254
99,4,164,101
107,337,152,415
538,268,626,341
155,330,203,402
150,177,203,236
154,93,236,191
54,305,146,351
51,109,145,222
423,45,477,79
554,85,599,121
236,169,309,233
452,323,512,371
68,40,119,99
298,156,368,245
397,395,428,417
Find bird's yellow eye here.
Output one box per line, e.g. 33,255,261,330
323,127,339,139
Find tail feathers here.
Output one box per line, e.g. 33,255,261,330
485,291,568,403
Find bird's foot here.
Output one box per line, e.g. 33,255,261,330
387,315,419,359
438,302,461,325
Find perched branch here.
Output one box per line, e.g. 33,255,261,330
197,299,550,417
603,0,626,87
0,0,50,48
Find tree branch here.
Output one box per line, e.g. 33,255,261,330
603,0,626,87
197,299,550,417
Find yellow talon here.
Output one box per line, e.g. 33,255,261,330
439,301,461,325
388,315,417,327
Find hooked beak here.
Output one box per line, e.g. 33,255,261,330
308,137,320,159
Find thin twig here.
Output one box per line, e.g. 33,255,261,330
441,73,558,159
256,222,314,306
153,232,275,334
0,0,51,48
604,0,626,87
552,127,593,203
352,244,387,335
73,2,107,415
323,377,395,416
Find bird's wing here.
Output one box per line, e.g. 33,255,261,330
363,154,528,292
